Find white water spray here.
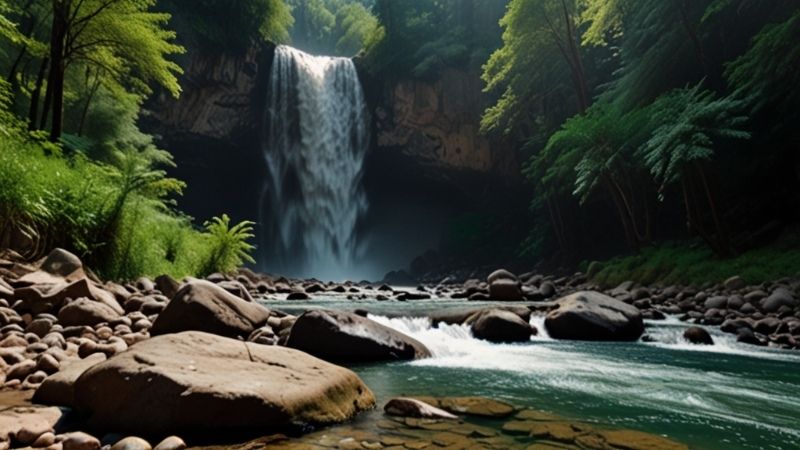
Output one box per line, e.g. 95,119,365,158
260,45,369,279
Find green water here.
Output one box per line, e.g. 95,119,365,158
263,298,800,449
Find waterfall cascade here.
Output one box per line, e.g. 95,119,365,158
260,45,369,280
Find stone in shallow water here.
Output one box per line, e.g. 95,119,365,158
384,397,458,420
411,396,516,418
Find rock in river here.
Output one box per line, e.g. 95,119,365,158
683,326,714,345
72,331,375,433
150,280,271,339
544,291,644,341
286,309,431,362
470,309,532,343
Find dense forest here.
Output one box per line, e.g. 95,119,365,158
1,0,799,283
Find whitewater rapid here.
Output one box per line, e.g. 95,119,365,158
367,313,800,444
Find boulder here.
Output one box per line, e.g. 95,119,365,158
58,298,121,327
153,437,185,450
61,432,101,450
154,275,181,298
487,269,517,284
216,280,254,302
150,280,271,339
761,288,798,313
488,279,523,301
0,404,62,442
40,248,83,278
723,276,746,291
544,291,644,341
286,310,431,362
384,398,458,419
34,353,107,407
111,437,151,450
470,309,532,343
72,331,375,433
683,326,714,345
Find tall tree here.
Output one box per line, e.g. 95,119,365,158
42,0,184,141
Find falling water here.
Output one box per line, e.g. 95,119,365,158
260,45,369,279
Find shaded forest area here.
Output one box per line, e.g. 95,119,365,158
1,0,799,282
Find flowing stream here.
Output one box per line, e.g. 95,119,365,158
263,298,800,449
260,45,369,280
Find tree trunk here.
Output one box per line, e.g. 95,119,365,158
47,0,69,142
28,58,48,130
560,0,590,112
77,71,101,136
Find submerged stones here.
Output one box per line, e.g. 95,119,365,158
545,291,644,341
286,309,431,362
384,398,458,420
72,331,375,433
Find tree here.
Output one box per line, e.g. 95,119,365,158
42,0,184,141
638,84,750,255
481,0,593,143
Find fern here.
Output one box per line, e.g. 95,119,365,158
198,214,256,277
638,84,750,191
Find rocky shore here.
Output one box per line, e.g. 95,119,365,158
1,248,797,449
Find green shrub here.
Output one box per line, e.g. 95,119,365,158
0,120,256,281
197,214,256,277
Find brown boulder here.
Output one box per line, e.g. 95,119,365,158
470,309,532,343
58,298,121,327
545,291,644,341
150,280,271,339
286,310,431,362
72,331,375,433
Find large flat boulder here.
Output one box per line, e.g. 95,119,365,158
72,331,375,433
150,280,271,339
286,310,431,362
544,291,644,341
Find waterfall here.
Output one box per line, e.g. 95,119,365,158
260,45,369,280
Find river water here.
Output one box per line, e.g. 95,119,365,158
261,298,800,449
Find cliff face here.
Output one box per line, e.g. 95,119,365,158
144,42,274,144
372,68,520,182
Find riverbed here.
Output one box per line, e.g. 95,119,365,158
261,297,800,450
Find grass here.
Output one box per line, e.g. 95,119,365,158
586,230,800,287
0,116,255,281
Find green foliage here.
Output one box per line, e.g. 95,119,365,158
725,10,800,117
198,214,256,276
0,118,255,280
365,0,506,79
590,230,800,287
161,0,293,50
638,85,750,192
287,0,377,56
481,0,590,141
